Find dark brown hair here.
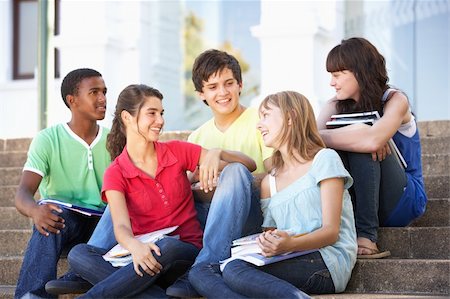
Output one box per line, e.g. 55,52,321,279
326,37,389,114
192,49,242,94
107,84,163,160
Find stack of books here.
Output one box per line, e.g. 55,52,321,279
326,111,407,169
326,111,381,128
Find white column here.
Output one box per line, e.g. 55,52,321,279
251,0,344,113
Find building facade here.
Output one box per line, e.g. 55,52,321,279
0,0,448,138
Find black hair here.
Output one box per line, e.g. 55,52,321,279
61,68,102,108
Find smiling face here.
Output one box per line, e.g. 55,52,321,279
70,76,107,121
330,70,360,102
126,96,164,142
257,102,284,149
198,67,242,117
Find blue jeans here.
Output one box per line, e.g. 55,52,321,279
87,205,116,250
87,163,262,266
15,209,98,299
338,151,407,242
192,163,263,266
190,251,333,298
68,237,199,298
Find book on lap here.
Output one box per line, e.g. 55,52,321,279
37,198,105,217
326,110,407,169
220,233,317,271
102,226,179,267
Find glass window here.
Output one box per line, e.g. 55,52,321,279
13,0,60,80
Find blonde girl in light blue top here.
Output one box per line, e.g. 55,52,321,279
189,91,357,298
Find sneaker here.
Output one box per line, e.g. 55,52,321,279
166,272,199,298
45,271,92,295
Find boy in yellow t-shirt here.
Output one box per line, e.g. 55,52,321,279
167,49,272,298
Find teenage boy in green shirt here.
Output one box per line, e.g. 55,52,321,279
14,68,110,299
167,49,272,298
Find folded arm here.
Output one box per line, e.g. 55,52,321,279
318,94,409,153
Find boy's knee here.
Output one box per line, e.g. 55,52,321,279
220,163,252,183
222,162,247,173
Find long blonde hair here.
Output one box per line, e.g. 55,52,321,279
259,91,325,173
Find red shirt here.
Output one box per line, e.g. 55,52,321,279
102,140,203,249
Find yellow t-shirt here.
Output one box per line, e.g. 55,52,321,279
188,107,272,174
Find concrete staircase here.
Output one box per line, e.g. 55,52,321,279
0,122,448,298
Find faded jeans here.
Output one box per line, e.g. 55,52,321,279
15,209,98,299
192,163,263,266
189,251,333,298
68,237,199,298
338,151,407,242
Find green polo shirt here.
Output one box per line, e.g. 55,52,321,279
24,123,111,209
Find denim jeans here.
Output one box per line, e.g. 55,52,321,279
338,151,407,242
192,163,263,267
190,251,334,298
15,209,98,299
87,205,116,250
68,237,199,298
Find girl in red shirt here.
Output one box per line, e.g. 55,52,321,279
67,84,256,298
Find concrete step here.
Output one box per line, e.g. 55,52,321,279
0,256,68,285
1,226,446,261
0,168,21,187
0,131,447,169
378,227,449,259
421,136,450,155
0,230,30,256
0,136,446,167
0,291,444,299
421,154,449,176
0,286,75,299
0,257,448,295
0,152,27,168
0,208,31,230
0,286,13,299
0,155,444,180
314,294,448,298
0,196,447,232
418,120,450,137
0,139,31,153
0,186,38,208
424,175,449,199
0,164,447,197
0,187,15,208
346,259,449,295
411,198,450,227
